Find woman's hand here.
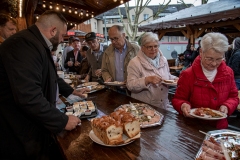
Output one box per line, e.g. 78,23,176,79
145,76,162,86
181,103,193,117
219,105,228,114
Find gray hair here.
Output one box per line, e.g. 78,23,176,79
140,32,159,46
201,32,228,54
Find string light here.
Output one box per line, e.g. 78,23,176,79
70,23,73,25
42,1,46,8
49,2,53,9
36,15,39,19
19,0,23,17
74,8,78,14
56,4,59,10
113,0,117,2
120,0,123,4
40,1,102,18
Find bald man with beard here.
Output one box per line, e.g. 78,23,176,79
0,10,89,159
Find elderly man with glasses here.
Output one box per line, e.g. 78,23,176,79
172,32,238,129
84,32,108,82
101,25,140,94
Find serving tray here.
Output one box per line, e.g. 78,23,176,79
115,103,164,128
195,129,240,160
65,101,98,119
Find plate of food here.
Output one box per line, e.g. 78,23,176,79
190,108,227,120
195,129,240,160
87,85,105,93
161,80,177,86
64,78,72,84
90,109,141,146
81,82,99,87
104,81,126,86
89,130,140,147
115,103,164,128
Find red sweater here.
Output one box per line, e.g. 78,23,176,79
172,56,239,129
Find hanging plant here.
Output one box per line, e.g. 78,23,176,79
0,0,18,18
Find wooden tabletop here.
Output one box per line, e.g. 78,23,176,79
56,88,217,160
169,66,183,70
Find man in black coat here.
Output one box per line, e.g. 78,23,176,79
0,10,88,159
64,37,82,72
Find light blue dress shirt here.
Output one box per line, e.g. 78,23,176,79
115,43,127,81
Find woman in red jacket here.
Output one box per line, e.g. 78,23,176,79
172,32,239,129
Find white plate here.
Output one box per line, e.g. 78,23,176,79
190,108,227,120
161,81,177,86
64,79,72,84
104,81,126,86
82,82,99,87
89,130,138,147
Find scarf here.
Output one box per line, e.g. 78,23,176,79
143,52,160,68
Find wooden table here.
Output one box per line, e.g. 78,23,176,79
56,88,216,160
169,66,183,70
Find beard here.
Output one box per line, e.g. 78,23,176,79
49,31,60,51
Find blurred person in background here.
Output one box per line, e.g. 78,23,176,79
175,53,185,75
228,37,240,89
225,44,233,64
127,32,178,108
64,37,82,73
172,32,238,129
182,43,198,70
62,36,74,71
76,45,90,79
0,13,17,44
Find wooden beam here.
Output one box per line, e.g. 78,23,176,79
25,0,38,27
181,30,189,38
158,31,166,40
196,28,206,38
186,25,193,35
233,23,240,31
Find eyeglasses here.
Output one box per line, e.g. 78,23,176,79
204,57,224,64
109,37,119,42
144,45,159,51
86,39,97,45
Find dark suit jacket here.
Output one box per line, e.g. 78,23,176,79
0,25,73,159
64,50,82,72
